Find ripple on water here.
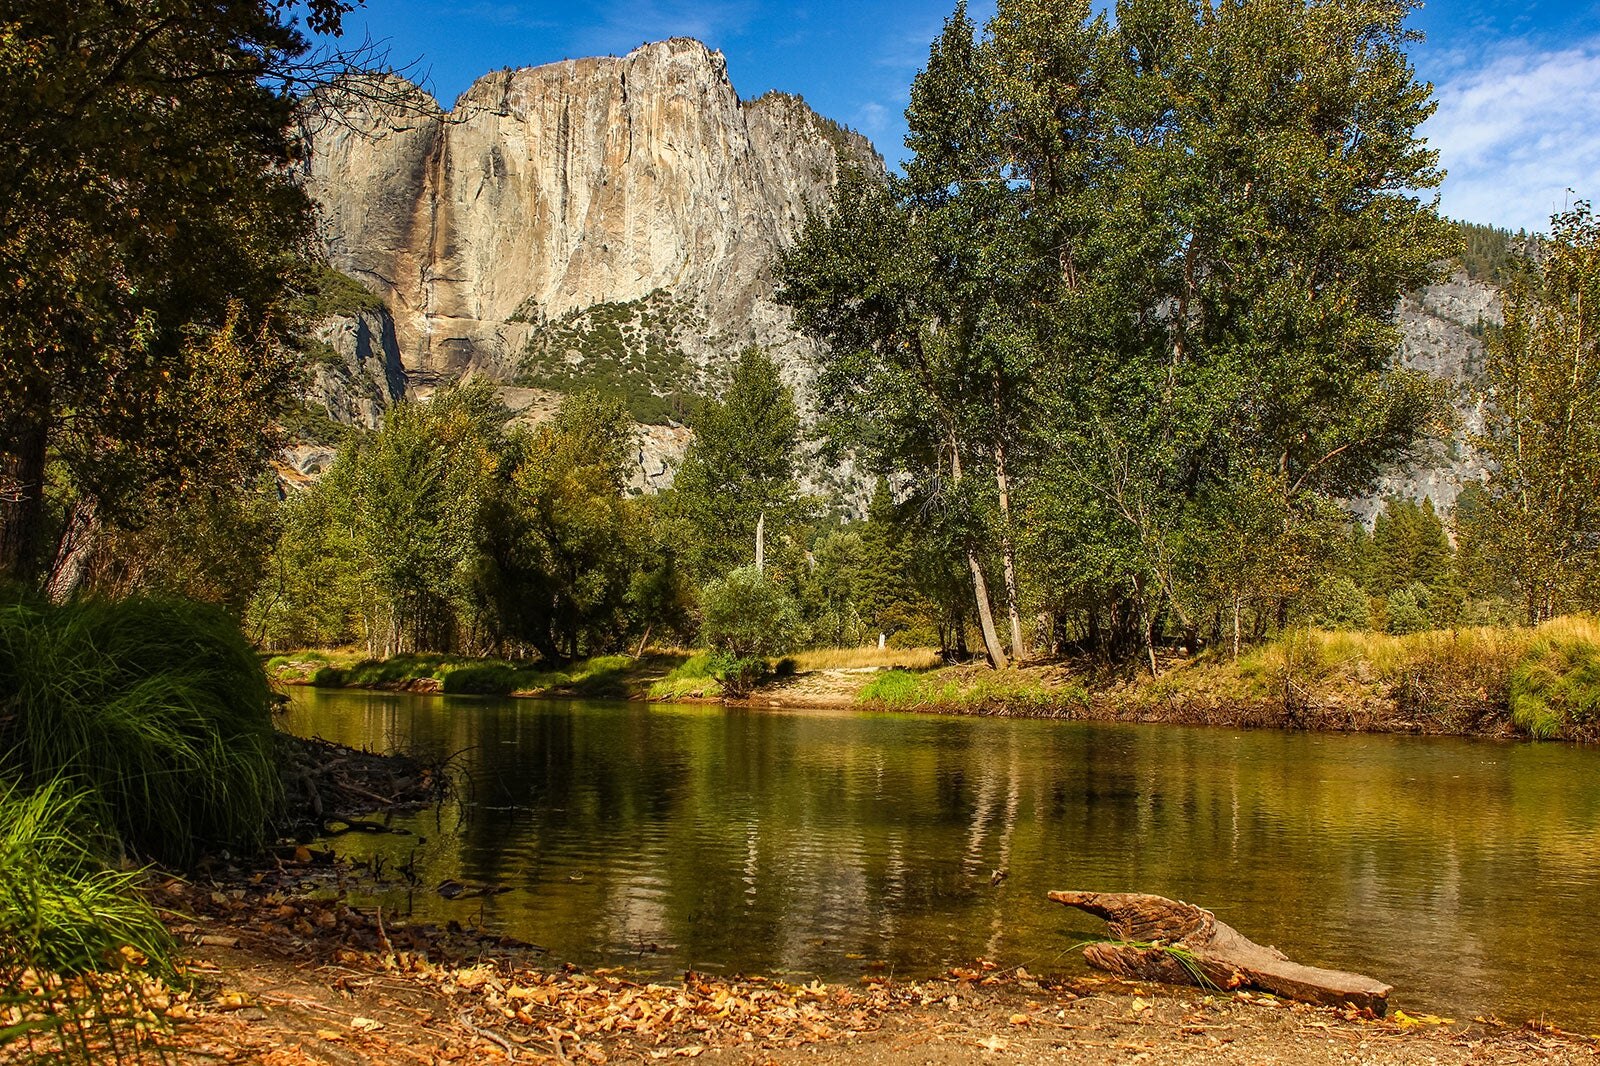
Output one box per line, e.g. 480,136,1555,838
286,690,1600,1026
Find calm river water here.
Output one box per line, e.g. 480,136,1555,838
283,688,1600,1028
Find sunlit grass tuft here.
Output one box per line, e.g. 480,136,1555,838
648,652,722,700
788,646,943,671
0,779,175,1064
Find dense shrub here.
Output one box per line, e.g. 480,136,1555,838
1384,583,1433,635
0,598,281,866
699,567,802,660
1309,576,1371,630
1509,636,1600,739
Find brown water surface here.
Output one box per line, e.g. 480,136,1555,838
282,688,1600,1028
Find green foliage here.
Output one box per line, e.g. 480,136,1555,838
1384,583,1434,635
251,381,510,654
278,402,356,447
1509,636,1600,739
0,0,359,587
0,780,172,979
667,349,806,584
477,391,643,660
648,652,723,700
781,0,1455,667
1472,201,1600,623
858,669,924,705
699,567,804,663
707,654,771,698
0,780,175,1064
310,666,347,687
1367,498,1453,596
0,597,281,866
1309,577,1372,631
517,291,703,424
1456,220,1522,285
298,266,385,319
857,666,1086,714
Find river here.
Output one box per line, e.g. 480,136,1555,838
283,688,1600,1028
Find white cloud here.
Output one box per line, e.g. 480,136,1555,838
1424,39,1600,231
853,101,889,138
567,0,755,56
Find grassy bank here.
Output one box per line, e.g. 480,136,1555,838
267,648,691,700
857,617,1600,741
269,619,1600,741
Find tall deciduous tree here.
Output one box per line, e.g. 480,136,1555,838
781,5,1033,668
785,0,1455,668
0,0,363,590
1472,201,1600,622
481,390,641,660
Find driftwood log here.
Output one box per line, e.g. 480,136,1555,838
1049,890,1392,1015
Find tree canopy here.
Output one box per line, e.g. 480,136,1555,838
781,0,1456,668
0,0,366,590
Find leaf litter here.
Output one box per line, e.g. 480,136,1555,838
121,864,1600,1066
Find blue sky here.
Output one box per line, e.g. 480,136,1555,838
338,0,1600,233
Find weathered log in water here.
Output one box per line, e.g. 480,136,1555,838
1049,890,1393,1015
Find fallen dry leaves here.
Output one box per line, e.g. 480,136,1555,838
96,867,1600,1066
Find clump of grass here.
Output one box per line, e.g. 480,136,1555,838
441,664,518,696
1509,634,1600,739
649,652,722,700
858,669,924,705
0,779,174,1063
789,646,943,671
858,667,1086,714
0,780,172,977
561,654,635,699
342,653,457,687
0,597,281,867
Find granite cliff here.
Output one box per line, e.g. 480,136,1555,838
297,37,1497,519
305,39,877,407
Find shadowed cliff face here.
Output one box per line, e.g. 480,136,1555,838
306,38,880,395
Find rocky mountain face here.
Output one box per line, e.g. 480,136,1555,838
305,39,876,399
1357,272,1500,524
298,37,1496,519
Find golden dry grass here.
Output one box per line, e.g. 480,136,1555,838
788,646,943,671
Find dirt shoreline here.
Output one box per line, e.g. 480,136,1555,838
153,869,1595,1065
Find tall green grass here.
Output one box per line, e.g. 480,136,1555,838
1509,634,1600,739
0,598,282,866
648,652,722,700
0,780,173,977
0,779,174,1063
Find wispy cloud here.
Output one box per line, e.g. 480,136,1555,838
1424,38,1600,231
566,0,756,56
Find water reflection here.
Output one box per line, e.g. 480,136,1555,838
284,690,1600,1026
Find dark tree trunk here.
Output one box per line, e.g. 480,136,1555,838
0,412,50,586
